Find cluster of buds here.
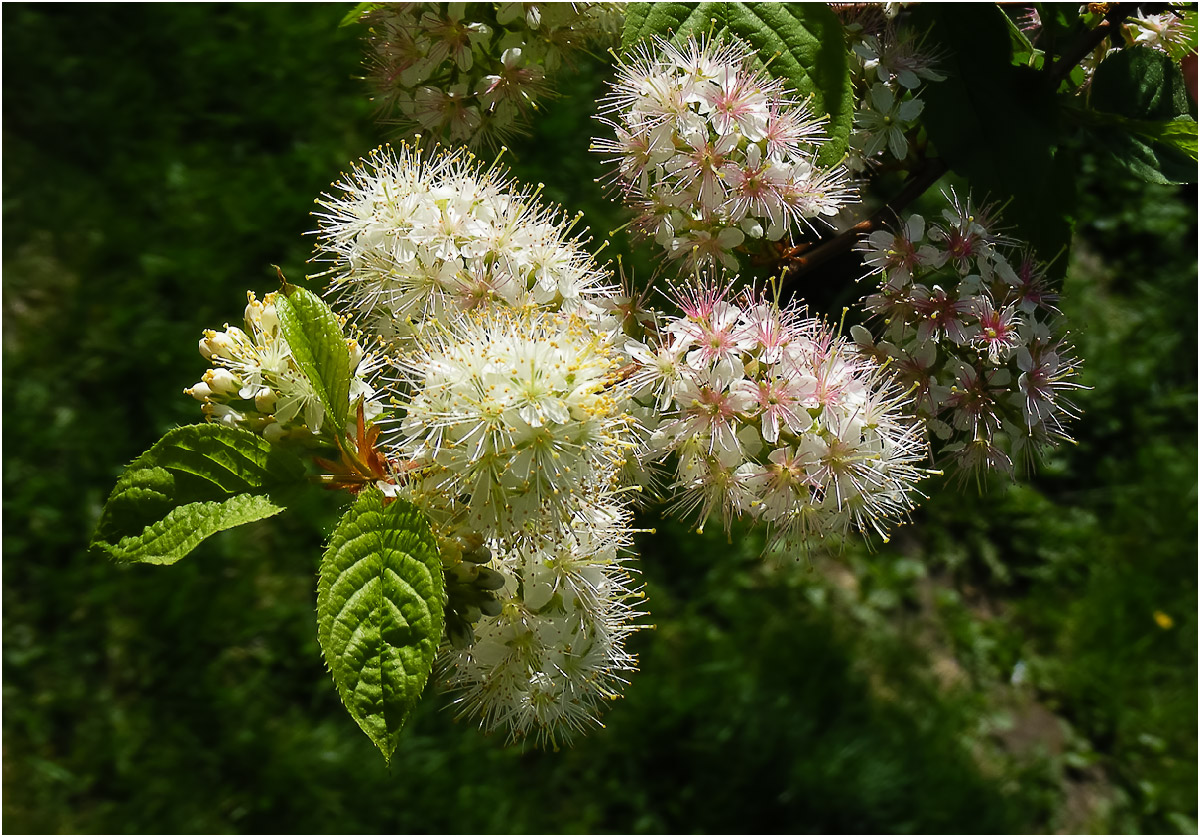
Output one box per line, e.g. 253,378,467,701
854,191,1084,480
626,280,930,550
839,6,944,170
360,2,622,148
188,291,381,443
592,34,855,272
311,143,613,350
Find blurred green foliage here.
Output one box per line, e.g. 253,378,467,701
3,4,1195,833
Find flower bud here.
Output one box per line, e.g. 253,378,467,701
201,329,236,360
186,382,213,402
474,567,507,590
203,367,240,395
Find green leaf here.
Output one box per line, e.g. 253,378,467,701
1083,46,1198,184
339,2,380,28
92,424,308,565
621,2,853,167
317,489,446,763
1091,46,1193,123
911,4,1075,276
276,284,352,433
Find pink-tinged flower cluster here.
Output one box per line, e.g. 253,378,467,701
855,191,1084,480
625,279,929,551
361,2,622,148
592,35,855,273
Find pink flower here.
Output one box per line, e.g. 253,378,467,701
671,367,757,460
700,62,770,140
1016,341,1082,432
911,285,976,346
971,296,1022,364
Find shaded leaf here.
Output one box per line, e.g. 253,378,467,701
911,4,1075,275
1084,46,1198,184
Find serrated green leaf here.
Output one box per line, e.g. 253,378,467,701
1084,46,1198,184
621,2,853,167
911,4,1074,276
92,424,308,565
339,2,379,28
276,284,352,433
317,489,445,763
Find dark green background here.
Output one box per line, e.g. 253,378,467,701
3,4,1196,833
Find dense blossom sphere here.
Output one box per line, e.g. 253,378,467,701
439,501,642,746
593,34,855,272
627,281,929,549
397,305,636,539
311,144,614,348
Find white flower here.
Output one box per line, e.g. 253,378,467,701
855,83,924,160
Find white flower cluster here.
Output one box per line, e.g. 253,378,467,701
312,143,613,349
308,144,643,746
362,2,622,148
440,502,642,747
855,192,1084,479
593,34,855,272
188,291,381,443
398,306,636,540
627,281,929,550
839,8,944,170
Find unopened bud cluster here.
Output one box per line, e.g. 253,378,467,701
361,2,622,148
855,192,1084,479
593,34,855,272
188,291,381,442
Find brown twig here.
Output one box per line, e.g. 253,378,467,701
778,157,948,292
1044,3,1137,88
